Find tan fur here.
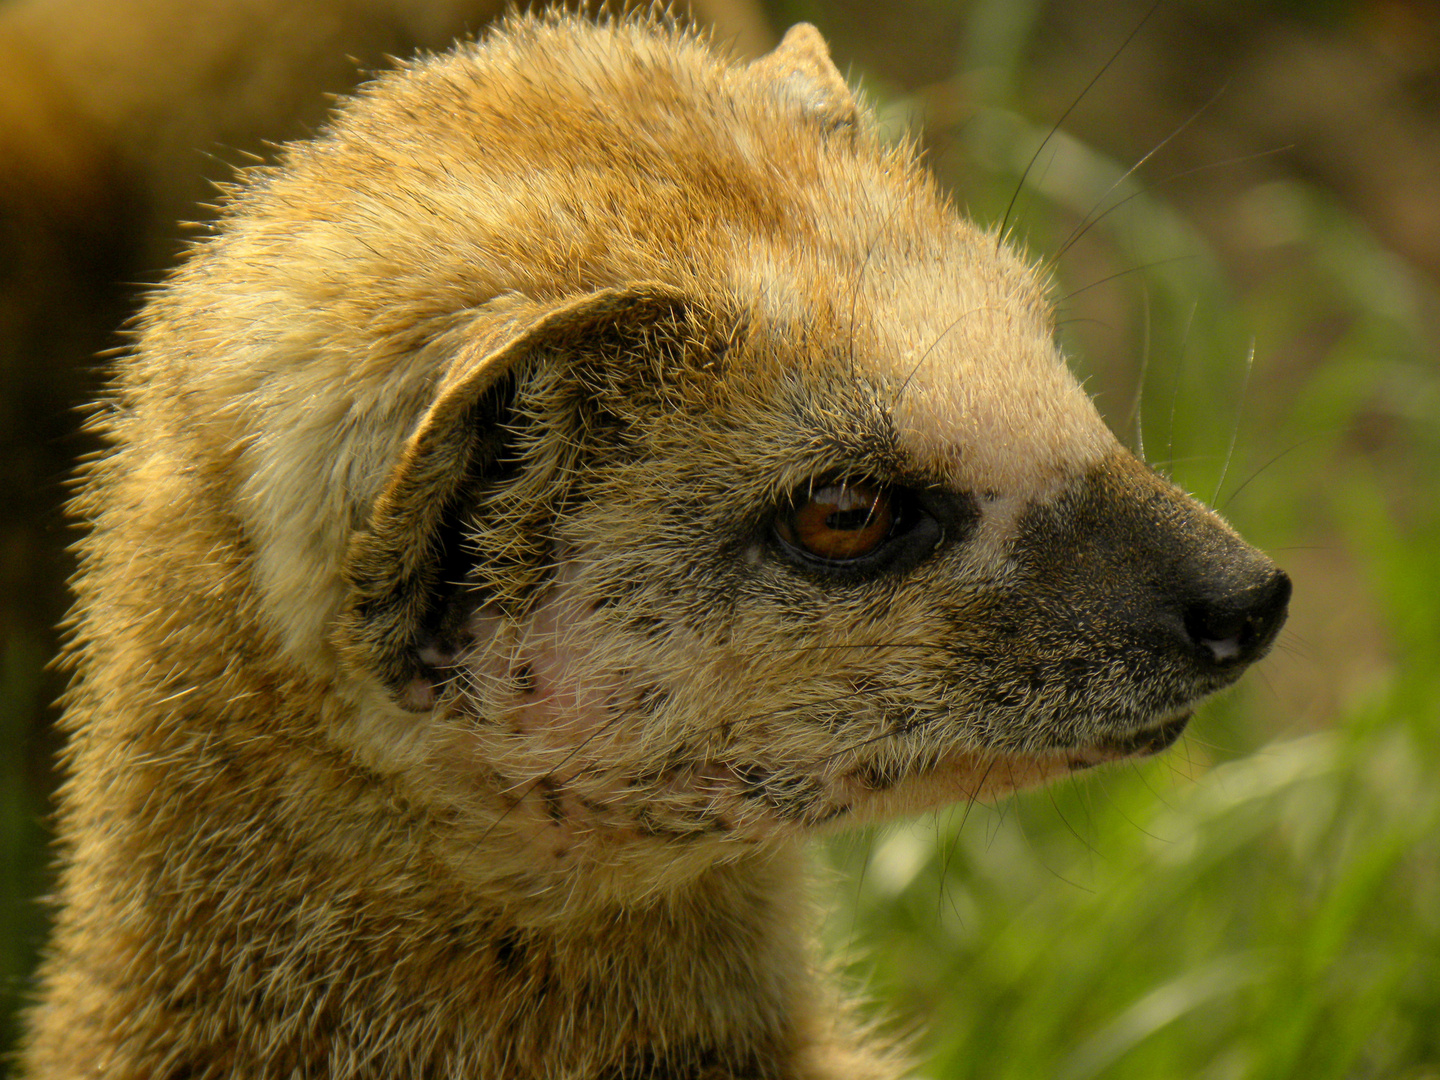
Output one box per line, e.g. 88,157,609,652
21,14,1289,1079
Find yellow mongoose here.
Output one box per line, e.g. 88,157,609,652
21,13,1290,1079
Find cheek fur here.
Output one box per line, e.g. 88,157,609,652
462,596,621,745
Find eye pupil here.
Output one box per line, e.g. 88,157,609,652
780,480,895,561
827,508,872,530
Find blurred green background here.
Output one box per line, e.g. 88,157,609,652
3,0,1437,1074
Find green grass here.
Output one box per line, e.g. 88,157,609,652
826,709,1440,1077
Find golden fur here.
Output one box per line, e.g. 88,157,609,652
21,13,1289,1078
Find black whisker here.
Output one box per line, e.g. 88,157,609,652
1054,255,1198,306
848,193,912,381
1219,431,1333,510
957,757,1001,839
466,699,634,851
1094,772,1170,843
1047,144,1296,276
890,306,999,408
996,0,1165,252
1050,82,1227,269
1126,756,1177,813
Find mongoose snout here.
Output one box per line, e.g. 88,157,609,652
1001,452,1291,748
972,453,1290,767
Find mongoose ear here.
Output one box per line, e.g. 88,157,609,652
336,285,690,711
751,23,858,131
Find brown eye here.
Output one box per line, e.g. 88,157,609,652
777,480,894,561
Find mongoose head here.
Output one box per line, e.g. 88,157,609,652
132,15,1289,900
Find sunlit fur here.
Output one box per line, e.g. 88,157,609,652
22,14,1285,1079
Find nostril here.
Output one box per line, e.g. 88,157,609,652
1198,629,1244,664
1186,608,1248,664
1183,569,1292,667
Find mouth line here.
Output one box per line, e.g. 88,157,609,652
614,711,1202,835
1067,710,1194,768
820,710,1197,815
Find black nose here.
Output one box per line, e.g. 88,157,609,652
1183,569,1291,668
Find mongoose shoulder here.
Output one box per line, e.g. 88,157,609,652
21,13,1290,1079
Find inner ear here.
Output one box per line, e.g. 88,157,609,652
335,285,691,711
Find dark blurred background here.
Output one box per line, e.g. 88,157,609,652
4,0,1437,1073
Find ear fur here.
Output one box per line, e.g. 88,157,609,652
751,22,857,131
337,284,691,711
